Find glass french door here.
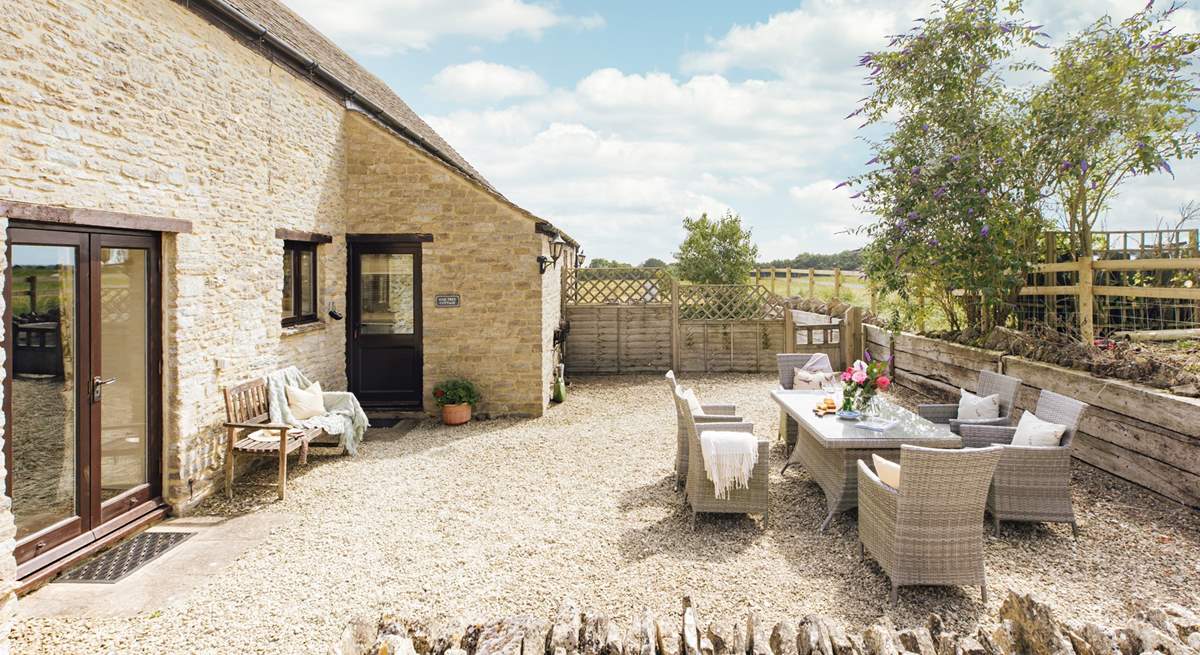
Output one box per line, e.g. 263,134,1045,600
347,240,423,408
5,225,161,570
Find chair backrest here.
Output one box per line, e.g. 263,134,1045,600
976,370,1022,418
777,353,821,389
897,445,1002,539
672,384,698,436
1034,389,1088,447
665,370,678,391
224,377,270,423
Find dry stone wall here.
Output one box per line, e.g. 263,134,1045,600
335,594,1200,655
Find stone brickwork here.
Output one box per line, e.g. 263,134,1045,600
0,0,564,554
346,113,555,417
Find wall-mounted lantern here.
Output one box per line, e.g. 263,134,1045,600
539,234,567,274
575,249,587,268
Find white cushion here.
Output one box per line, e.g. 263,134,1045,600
792,368,829,390
1011,411,1066,447
957,389,1000,420
872,454,901,489
681,387,703,415
286,381,325,420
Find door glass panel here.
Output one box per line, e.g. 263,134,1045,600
99,248,148,501
360,253,414,335
10,245,77,540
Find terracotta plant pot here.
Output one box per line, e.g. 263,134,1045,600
441,403,471,425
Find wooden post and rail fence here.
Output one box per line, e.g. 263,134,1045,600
749,267,878,314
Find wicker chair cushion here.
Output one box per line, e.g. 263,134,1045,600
792,368,830,389
872,454,901,489
1012,411,1066,447
680,388,703,415
957,389,1000,420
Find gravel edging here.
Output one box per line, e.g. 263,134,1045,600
13,374,1200,654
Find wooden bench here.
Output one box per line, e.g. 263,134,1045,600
223,377,323,500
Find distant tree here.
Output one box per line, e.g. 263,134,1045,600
639,257,668,268
674,211,759,284
762,250,862,270
587,258,632,269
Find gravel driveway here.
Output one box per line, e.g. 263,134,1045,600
13,374,1200,653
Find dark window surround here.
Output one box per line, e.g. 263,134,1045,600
282,240,318,327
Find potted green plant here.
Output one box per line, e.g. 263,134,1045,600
433,378,481,425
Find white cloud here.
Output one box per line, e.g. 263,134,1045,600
420,0,1200,263
429,61,548,103
285,0,601,55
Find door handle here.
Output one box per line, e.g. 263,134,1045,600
91,376,117,402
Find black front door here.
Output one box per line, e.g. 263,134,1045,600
347,239,423,409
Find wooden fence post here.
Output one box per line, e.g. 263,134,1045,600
26,275,37,314
670,276,681,372
770,267,777,294
808,268,815,298
1078,258,1095,344
784,305,795,353
840,306,863,365
787,268,795,297
834,268,842,299
868,281,877,314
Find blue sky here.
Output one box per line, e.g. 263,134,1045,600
289,0,1200,264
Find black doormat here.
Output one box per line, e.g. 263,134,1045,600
371,418,403,428
55,531,193,584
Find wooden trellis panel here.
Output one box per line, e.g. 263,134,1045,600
565,268,674,305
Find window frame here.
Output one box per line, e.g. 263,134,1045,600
282,240,319,327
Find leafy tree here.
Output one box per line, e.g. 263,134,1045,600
674,211,759,284
1028,4,1200,258
848,0,1046,332
762,250,862,270
587,258,632,269
640,257,668,268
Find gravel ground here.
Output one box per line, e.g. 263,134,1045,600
13,374,1200,654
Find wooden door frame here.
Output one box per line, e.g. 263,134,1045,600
3,221,163,569
345,235,424,410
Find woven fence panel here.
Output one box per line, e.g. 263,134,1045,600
566,268,673,305
564,304,672,374
677,285,786,321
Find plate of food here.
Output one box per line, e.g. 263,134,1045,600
836,409,863,420
811,397,838,417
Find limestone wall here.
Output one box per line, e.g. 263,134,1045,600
345,114,548,417
0,0,350,513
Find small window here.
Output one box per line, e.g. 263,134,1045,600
282,241,318,326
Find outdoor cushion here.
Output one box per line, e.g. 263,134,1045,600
286,381,326,420
1011,411,1066,447
957,389,1000,420
681,387,703,415
792,368,830,389
872,454,901,489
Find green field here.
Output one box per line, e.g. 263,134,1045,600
11,266,63,316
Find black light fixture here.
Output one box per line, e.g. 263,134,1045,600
549,234,566,263
539,234,567,274
575,249,587,268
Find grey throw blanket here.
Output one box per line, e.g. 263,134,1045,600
265,366,369,455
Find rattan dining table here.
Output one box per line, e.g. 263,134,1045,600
771,390,962,531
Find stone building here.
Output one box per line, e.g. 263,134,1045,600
0,0,579,617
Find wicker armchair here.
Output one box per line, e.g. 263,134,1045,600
672,385,769,529
917,370,1022,435
959,389,1088,536
665,371,742,490
858,445,1003,604
776,353,832,454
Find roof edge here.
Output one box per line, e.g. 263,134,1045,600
176,0,486,191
